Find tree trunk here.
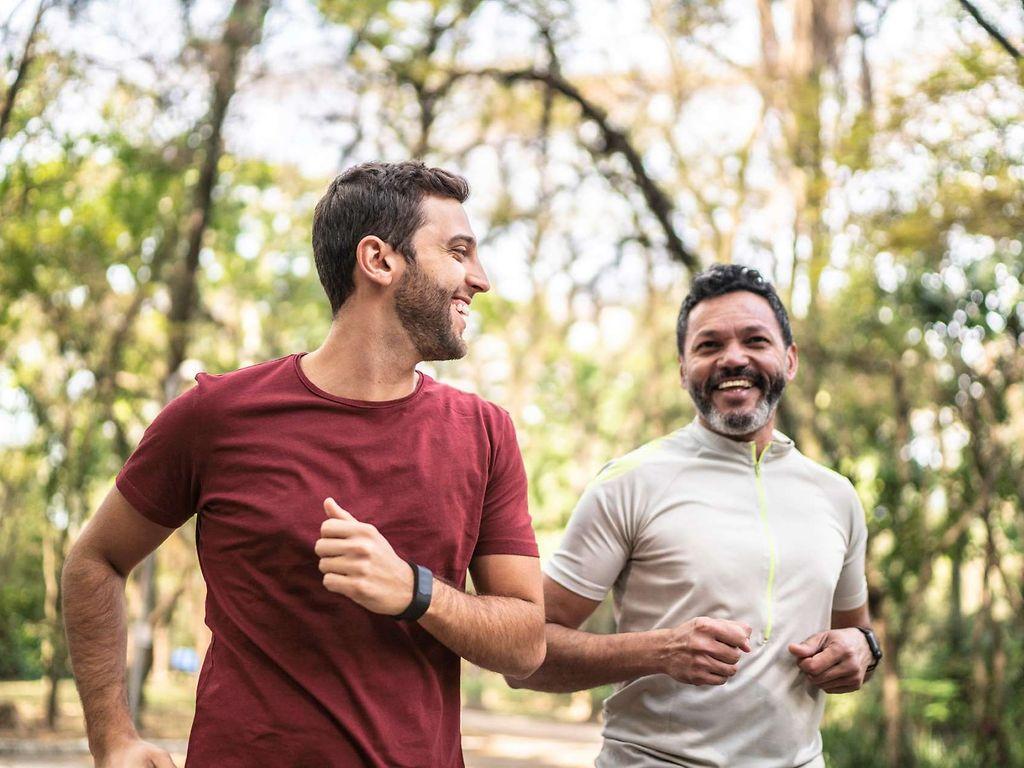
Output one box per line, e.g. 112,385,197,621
0,0,48,141
874,608,909,767
41,523,68,729
152,623,170,685
975,510,1010,765
127,554,157,726
127,0,271,724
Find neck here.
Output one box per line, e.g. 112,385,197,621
698,415,776,457
301,301,420,402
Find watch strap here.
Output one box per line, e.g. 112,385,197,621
855,626,883,672
394,561,433,621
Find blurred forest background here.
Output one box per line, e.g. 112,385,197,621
0,0,1022,766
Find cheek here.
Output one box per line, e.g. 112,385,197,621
681,364,707,388
753,352,786,373
445,262,468,286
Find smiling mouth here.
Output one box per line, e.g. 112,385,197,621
452,298,470,317
716,378,755,391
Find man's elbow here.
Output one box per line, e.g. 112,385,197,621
61,544,88,593
60,546,93,617
503,644,547,687
501,609,546,679
61,541,123,598
501,653,543,682
504,671,530,689
510,637,546,680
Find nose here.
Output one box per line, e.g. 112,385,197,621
718,340,749,369
466,258,490,296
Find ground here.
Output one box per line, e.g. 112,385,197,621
0,679,601,767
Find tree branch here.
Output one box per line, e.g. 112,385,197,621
958,0,1022,59
165,0,271,395
463,66,700,272
0,0,48,141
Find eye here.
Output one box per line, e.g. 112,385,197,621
695,340,719,351
748,336,769,345
450,248,468,261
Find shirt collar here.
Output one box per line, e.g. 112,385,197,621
688,417,795,463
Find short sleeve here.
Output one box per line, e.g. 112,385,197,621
543,474,634,602
472,409,539,558
832,482,869,611
116,384,204,529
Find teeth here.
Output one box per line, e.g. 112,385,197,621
717,379,753,390
453,300,469,316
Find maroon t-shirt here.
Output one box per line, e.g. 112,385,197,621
116,354,538,767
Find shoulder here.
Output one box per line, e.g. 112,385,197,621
785,449,861,509
187,354,296,408
192,354,295,396
176,355,297,427
586,428,692,494
420,375,512,426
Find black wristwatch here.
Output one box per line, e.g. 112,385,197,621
855,627,883,673
394,561,433,621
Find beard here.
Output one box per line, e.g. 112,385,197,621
393,259,467,362
688,366,787,437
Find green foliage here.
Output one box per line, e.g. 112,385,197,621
1,1,1023,762
0,541,45,680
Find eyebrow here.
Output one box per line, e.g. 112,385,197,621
446,234,476,248
693,324,775,339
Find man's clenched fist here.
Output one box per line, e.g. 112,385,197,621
788,628,873,693
315,498,415,616
659,617,752,686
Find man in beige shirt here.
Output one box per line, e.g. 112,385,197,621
511,265,880,767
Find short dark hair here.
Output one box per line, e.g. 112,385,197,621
312,161,470,314
676,264,793,354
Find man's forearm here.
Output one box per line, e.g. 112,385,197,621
508,623,665,692
417,580,545,678
62,550,138,757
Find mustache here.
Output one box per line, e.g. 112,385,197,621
702,367,770,396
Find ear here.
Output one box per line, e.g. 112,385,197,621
785,343,799,382
353,235,402,289
678,355,688,388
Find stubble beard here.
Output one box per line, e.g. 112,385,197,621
393,259,467,362
689,367,787,438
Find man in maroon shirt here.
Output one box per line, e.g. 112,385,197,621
62,162,545,767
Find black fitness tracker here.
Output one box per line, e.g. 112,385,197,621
394,561,433,621
855,626,883,672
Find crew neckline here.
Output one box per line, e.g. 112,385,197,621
292,353,427,409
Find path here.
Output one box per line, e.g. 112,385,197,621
0,709,602,767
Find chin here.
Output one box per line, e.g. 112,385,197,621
707,402,772,436
419,341,468,362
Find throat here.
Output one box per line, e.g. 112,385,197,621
303,323,420,401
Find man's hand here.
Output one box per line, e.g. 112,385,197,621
315,498,414,616
658,617,752,686
788,627,873,693
96,737,177,768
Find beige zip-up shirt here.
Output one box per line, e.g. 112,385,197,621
546,420,868,768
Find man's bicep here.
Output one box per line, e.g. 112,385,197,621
469,554,543,605
832,602,870,629
73,486,178,577
545,486,631,604
543,575,601,629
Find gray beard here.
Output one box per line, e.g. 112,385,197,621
688,369,787,438
700,395,775,436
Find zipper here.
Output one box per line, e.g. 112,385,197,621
751,442,777,644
